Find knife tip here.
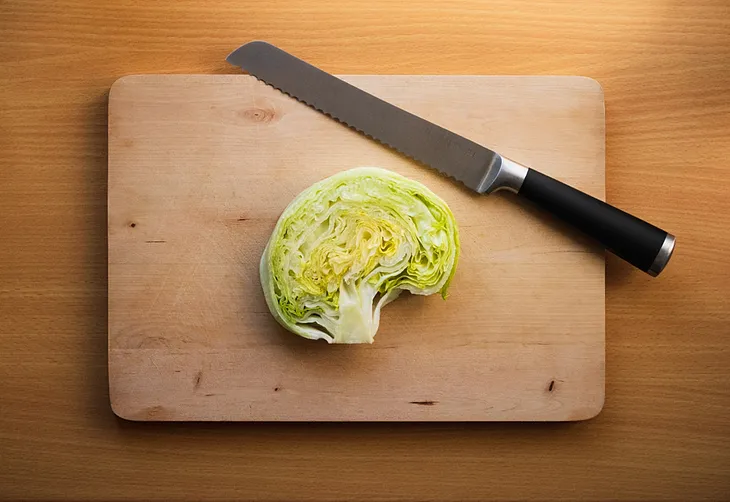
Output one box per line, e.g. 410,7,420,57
226,40,275,66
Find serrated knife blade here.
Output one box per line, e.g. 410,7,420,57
227,41,512,193
226,41,675,276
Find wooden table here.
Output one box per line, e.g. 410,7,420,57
1,0,729,499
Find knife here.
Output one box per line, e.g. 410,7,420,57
227,41,676,276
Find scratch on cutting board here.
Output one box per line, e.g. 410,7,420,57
409,400,438,406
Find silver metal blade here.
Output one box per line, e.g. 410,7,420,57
227,41,504,193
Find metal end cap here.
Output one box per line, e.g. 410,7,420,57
648,233,676,277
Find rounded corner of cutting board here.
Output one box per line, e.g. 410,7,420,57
109,75,143,101
567,394,606,422
575,76,605,98
109,391,138,422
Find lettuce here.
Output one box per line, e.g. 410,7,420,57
260,168,459,343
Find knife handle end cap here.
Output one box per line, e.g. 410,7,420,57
647,233,676,277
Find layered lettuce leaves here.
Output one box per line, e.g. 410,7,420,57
260,168,459,343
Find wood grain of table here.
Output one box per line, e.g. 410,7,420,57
1,0,729,500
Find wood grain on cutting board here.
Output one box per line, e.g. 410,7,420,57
108,75,605,421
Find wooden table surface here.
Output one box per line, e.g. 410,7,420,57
1,0,729,500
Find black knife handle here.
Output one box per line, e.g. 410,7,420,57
518,168,675,276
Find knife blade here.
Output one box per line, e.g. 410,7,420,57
227,41,675,276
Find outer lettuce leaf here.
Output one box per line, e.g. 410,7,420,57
260,168,459,344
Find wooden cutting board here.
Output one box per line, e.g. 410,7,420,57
108,75,605,421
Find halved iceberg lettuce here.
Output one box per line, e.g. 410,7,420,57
260,168,459,343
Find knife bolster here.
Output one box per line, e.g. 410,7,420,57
485,157,529,194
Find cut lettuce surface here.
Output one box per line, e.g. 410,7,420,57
260,167,459,344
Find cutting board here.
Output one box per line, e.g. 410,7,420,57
108,75,605,421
